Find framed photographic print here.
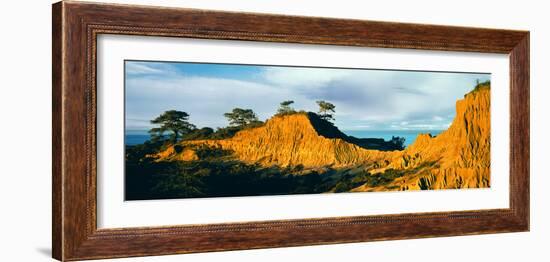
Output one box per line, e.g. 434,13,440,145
52,1,529,261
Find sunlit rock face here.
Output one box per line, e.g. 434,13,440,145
156,85,491,191
380,86,491,191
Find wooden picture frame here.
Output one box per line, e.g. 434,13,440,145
52,1,529,261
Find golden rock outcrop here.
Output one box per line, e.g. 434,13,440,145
156,86,491,191
362,86,491,191
179,114,398,168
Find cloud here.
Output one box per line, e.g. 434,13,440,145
126,62,164,75
124,61,176,77
260,68,488,130
392,86,427,95
126,75,299,129
125,61,490,131
262,67,350,88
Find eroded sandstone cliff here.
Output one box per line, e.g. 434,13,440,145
155,85,490,191
356,86,491,191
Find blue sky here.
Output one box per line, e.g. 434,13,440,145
125,60,490,132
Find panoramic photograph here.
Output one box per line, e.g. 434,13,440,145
124,60,491,200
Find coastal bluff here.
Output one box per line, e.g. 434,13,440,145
156,86,491,191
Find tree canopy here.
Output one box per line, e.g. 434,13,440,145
316,100,336,122
390,136,406,150
223,108,259,127
277,100,295,115
149,110,196,143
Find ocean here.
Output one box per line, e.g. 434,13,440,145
342,130,443,147
125,130,443,148
125,134,151,146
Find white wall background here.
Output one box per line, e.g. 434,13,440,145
0,0,546,261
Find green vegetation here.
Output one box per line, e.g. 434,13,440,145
390,136,406,150
181,127,214,140
307,112,406,151
223,108,261,127
126,99,409,200
149,110,196,143
316,100,336,122
124,139,421,200
147,108,266,142
125,144,332,200
205,108,265,140
467,79,490,96
331,162,437,192
208,126,243,139
332,169,400,193
276,100,296,115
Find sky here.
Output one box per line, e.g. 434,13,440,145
125,60,490,132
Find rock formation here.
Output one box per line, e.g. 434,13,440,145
155,85,491,192
356,86,491,191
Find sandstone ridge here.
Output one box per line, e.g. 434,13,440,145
157,86,491,191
